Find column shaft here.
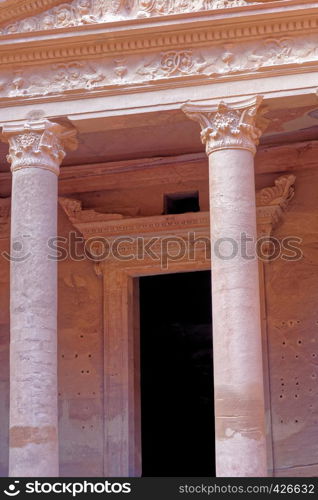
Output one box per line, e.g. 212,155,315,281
10,167,58,477
1,119,77,477
183,96,268,477
209,148,266,477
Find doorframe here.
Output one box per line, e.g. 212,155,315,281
102,258,211,477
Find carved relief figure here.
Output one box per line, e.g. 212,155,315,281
54,5,77,28
42,14,56,30
114,59,128,81
18,17,37,32
6,60,107,97
136,0,250,17
51,62,106,91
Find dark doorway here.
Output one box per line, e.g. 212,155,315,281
139,271,215,477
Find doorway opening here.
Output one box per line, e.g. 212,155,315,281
139,271,215,477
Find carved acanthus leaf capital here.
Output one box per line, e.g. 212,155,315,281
182,95,269,155
1,119,78,175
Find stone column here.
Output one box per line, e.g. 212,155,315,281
183,96,268,477
1,120,77,477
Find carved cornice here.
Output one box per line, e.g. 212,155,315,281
59,197,125,226
1,120,78,175
59,200,211,239
182,96,269,154
256,174,296,239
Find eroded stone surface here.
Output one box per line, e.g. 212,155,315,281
265,168,318,477
58,208,104,477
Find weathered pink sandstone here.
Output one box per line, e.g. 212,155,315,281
1,120,77,477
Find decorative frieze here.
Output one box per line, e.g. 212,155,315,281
0,31,317,100
1,120,78,175
5,61,107,98
133,0,252,19
182,96,268,154
0,0,257,35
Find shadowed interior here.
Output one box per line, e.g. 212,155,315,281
139,271,215,477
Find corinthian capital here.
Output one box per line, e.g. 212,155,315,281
1,119,78,175
182,96,268,155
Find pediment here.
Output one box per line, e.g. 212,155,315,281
0,0,279,35
0,0,66,25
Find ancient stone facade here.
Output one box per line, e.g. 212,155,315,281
0,0,317,478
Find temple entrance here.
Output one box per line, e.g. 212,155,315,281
139,271,215,477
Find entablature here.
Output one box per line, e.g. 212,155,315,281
0,1,317,110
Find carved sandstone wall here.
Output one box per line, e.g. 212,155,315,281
265,167,318,477
57,207,104,477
